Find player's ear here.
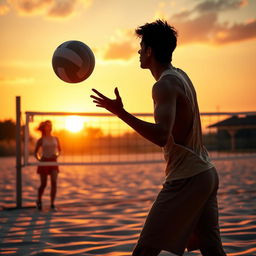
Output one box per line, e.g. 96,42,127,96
146,47,152,57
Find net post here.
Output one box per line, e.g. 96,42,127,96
16,96,22,208
24,112,30,166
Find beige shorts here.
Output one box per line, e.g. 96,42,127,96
136,167,225,255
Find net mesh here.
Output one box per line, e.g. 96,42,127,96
23,111,256,166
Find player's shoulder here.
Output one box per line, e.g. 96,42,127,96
152,79,179,103
153,74,181,95
54,136,60,142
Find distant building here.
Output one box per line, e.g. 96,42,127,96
208,115,256,151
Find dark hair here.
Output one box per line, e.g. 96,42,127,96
135,20,177,63
37,120,52,135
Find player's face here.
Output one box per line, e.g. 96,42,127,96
44,121,52,133
138,41,151,69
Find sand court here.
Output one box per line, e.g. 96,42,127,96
1,157,256,255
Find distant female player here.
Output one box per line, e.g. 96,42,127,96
34,120,61,210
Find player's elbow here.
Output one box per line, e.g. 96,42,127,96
158,137,168,147
157,130,169,147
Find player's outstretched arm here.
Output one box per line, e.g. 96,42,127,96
91,85,176,147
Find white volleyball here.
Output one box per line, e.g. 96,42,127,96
52,40,95,83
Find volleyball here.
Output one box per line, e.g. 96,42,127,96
52,40,95,83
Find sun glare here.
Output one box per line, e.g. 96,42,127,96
65,116,84,133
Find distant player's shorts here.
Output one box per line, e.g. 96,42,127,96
37,157,59,175
135,167,225,255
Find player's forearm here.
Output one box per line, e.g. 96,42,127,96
117,109,167,147
34,151,40,160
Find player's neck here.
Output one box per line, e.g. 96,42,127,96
150,63,172,81
43,133,52,137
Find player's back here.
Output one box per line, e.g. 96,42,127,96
168,75,194,147
159,67,214,181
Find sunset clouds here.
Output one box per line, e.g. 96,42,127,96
1,0,255,51
193,0,248,12
103,40,137,61
0,0,92,18
0,1,10,15
99,0,255,61
170,0,256,45
0,0,256,119
99,29,137,61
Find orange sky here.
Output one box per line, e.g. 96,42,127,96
0,0,256,121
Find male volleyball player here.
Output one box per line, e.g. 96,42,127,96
91,20,226,256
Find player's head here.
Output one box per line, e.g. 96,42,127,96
38,120,52,135
135,20,177,67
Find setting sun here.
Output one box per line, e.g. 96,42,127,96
65,116,84,133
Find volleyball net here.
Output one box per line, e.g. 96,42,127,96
22,110,256,167
13,95,256,208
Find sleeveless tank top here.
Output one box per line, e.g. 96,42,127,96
42,136,59,158
159,67,214,181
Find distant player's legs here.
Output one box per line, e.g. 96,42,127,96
37,173,47,209
50,170,58,208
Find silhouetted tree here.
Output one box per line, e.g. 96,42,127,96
0,120,16,140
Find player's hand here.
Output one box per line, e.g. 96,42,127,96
34,153,41,161
91,87,124,116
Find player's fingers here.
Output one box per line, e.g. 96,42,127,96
96,105,106,109
91,96,109,106
114,87,121,99
90,95,102,101
93,100,101,105
92,89,108,100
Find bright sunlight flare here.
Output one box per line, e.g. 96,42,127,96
65,116,84,133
